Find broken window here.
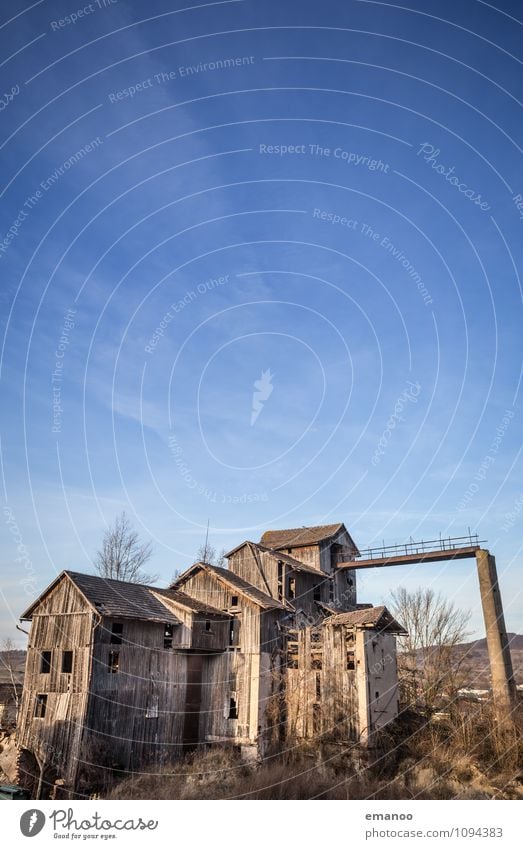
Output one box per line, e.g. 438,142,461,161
228,695,238,720
287,641,299,669
205,620,211,632
313,703,321,735
230,595,239,608
61,651,73,674
229,617,240,648
288,576,296,600
34,694,47,718
331,542,345,568
164,623,174,649
277,561,284,601
108,651,119,673
146,696,159,718
346,651,355,671
313,585,321,602
40,651,51,674
311,656,322,670
110,623,123,645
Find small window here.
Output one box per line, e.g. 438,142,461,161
287,643,299,669
347,651,355,671
229,618,240,648
231,595,239,608
110,623,123,645
288,577,296,600
277,562,284,602
61,651,73,674
346,574,353,586
329,580,334,602
164,623,174,649
313,585,321,602
40,651,51,674
146,696,159,718
375,691,380,700
228,695,238,720
34,694,47,718
315,672,321,700
108,651,119,673
313,703,321,734
311,657,322,670
205,620,211,632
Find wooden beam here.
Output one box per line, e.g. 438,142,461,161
338,545,480,570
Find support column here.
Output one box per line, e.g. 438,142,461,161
476,549,516,719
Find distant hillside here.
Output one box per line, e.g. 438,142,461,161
449,633,522,688
0,650,26,684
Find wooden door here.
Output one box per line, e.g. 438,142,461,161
182,654,203,749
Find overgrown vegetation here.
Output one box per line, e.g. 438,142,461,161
107,702,523,800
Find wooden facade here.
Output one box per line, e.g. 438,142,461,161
16,523,405,797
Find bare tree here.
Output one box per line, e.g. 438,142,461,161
196,539,216,565
390,586,471,715
0,637,21,712
195,541,228,568
94,512,157,584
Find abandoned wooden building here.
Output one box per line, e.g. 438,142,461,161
16,522,406,796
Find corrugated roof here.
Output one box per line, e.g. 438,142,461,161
326,605,407,633
153,588,229,617
260,523,345,549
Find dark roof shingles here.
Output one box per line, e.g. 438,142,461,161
255,544,322,575
260,523,344,549
183,563,289,611
327,605,406,633
153,587,229,617
65,572,181,623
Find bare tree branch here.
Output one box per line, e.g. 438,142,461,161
390,586,471,715
0,638,21,711
94,512,157,584
196,540,216,565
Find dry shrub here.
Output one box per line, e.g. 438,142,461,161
107,702,523,800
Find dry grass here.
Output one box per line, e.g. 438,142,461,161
106,702,523,801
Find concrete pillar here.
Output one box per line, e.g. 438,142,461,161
355,630,371,745
476,549,517,719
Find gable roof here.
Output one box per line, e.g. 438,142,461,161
225,540,322,576
260,522,358,551
258,545,322,575
326,605,407,634
173,562,291,611
20,571,181,624
152,587,229,617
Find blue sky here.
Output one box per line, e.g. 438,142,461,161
1,0,522,644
